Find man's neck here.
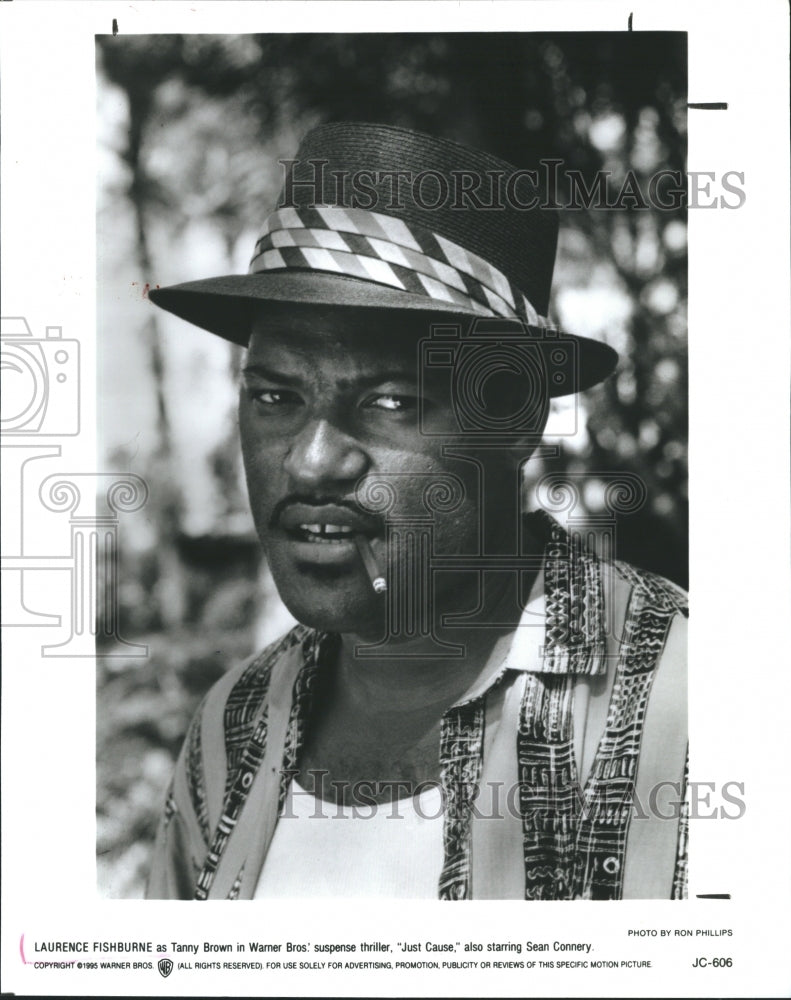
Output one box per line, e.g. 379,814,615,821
297,574,530,802
336,631,507,716
336,560,537,715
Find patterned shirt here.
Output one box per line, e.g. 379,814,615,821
147,511,689,900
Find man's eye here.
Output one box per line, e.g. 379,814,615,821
249,388,301,408
363,393,418,413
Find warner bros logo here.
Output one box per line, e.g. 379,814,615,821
158,957,174,978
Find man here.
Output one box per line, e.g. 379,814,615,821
146,122,688,901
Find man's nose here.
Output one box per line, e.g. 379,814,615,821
282,418,370,489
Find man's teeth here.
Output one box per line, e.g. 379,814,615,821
298,523,355,540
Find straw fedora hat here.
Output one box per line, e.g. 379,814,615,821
149,122,618,396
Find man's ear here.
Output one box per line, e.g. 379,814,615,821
492,368,549,460
503,403,550,490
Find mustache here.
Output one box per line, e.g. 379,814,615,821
268,493,375,529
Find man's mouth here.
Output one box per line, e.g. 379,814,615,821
291,523,357,544
277,501,381,546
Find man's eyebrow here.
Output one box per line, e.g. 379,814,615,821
348,371,422,389
241,363,302,385
241,363,422,389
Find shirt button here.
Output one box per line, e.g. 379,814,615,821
603,856,620,874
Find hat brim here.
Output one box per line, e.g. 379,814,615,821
148,271,618,397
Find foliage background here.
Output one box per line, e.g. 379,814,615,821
96,32,687,897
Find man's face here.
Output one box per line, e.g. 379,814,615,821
239,306,539,637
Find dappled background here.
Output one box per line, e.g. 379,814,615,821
96,32,687,897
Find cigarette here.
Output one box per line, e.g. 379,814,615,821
354,535,387,593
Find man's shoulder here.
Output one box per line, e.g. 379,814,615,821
607,558,689,618
598,559,688,685
198,623,316,726
229,623,314,687
171,625,320,845
180,625,319,802
529,509,688,618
